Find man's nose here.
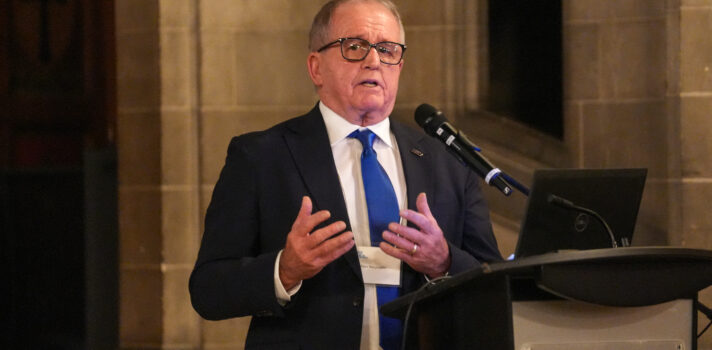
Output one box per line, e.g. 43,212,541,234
362,46,381,67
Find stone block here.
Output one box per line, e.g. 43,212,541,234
599,21,666,99
398,0,446,26
118,112,161,186
634,180,672,246
388,104,423,128
681,182,712,232
160,0,193,28
200,109,303,184
680,7,712,92
200,31,238,106
116,0,159,33
162,188,200,264
580,101,668,176
116,32,161,109
160,31,193,109
397,29,446,105
161,111,197,185
200,185,213,233
232,32,313,105
563,102,583,166
120,267,163,345
491,215,519,259
119,187,163,264
680,96,712,177
564,0,666,21
202,317,251,348
682,0,712,7
200,0,322,31
664,97,682,179
163,267,201,346
563,23,599,100
666,6,681,96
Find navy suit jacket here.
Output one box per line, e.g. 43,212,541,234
189,105,502,349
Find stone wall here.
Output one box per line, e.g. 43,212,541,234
115,0,712,348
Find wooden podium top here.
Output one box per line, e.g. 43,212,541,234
382,246,712,317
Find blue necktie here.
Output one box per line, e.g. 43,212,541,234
349,129,402,350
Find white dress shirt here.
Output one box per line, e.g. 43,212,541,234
273,101,407,350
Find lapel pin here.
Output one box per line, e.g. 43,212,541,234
410,148,424,157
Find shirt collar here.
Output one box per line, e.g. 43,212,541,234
319,101,393,148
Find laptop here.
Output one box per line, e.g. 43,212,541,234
513,168,647,258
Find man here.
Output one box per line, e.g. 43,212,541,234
189,0,502,349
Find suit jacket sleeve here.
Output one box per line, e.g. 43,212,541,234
447,169,503,275
189,135,287,321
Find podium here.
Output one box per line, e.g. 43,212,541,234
381,247,712,350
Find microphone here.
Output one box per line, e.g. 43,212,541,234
546,194,619,248
414,103,512,196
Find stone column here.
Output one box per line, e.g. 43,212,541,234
563,0,670,245
677,1,712,347
116,0,201,348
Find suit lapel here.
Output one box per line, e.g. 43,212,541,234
283,106,363,280
392,121,434,213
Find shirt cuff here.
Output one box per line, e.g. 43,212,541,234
424,271,450,283
274,250,302,306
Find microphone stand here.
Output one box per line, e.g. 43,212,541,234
501,172,529,196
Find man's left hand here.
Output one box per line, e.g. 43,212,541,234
380,192,451,278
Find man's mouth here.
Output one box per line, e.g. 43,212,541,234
360,80,379,87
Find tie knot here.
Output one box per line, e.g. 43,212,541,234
348,129,377,150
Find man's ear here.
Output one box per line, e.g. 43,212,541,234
307,52,323,87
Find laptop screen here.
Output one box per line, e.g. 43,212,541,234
514,168,647,258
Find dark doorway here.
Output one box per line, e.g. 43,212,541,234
488,0,563,138
1,1,117,349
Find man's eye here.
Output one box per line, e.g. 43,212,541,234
377,46,391,54
347,44,362,51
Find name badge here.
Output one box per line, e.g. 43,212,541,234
358,246,401,286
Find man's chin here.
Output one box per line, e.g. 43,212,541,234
354,107,394,126
354,98,393,115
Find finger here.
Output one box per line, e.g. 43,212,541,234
387,221,423,243
416,192,434,218
292,197,334,236
302,209,332,232
291,196,313,234
313,231,355,263
379,241,412,262
299,196,313,217
382,229,419,250
308,220,347,246
399,209,434,235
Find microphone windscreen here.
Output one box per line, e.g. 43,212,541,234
414,103,445,135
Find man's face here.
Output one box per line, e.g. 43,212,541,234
308,1,404,126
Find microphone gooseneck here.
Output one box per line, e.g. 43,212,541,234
547,194,619,248
414,104,513,196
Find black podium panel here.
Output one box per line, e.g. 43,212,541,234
405,274,513,350
382,247,712,350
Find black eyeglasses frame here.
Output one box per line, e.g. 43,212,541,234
316,37,407,65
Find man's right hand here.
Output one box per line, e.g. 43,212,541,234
278,196,355,290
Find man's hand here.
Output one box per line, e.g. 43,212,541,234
279,196,355,290
380,193,451,278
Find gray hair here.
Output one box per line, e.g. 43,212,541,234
308,0,405,51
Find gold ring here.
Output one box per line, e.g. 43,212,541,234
411,244,418,255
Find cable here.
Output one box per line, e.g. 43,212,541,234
400,275,452,350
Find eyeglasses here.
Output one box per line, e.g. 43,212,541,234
316,37,406,65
